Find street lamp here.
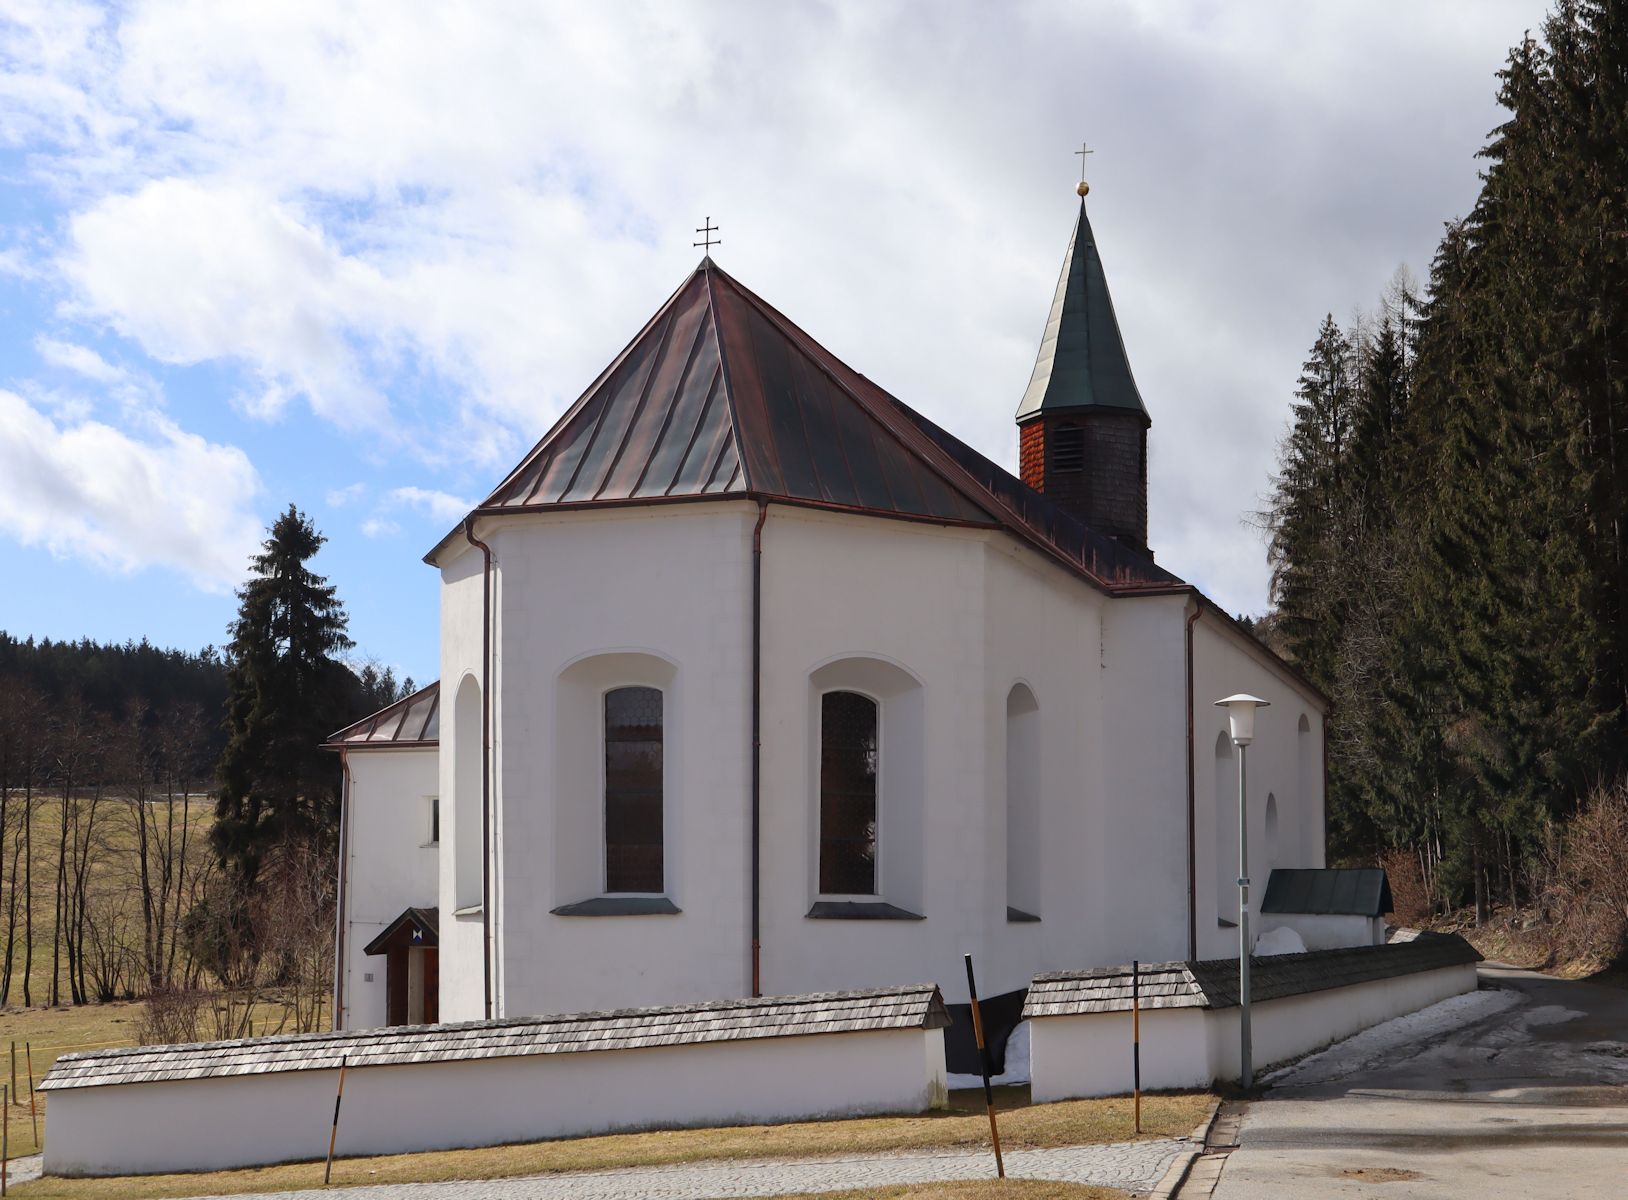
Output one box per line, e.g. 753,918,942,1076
1214,693,1269,1088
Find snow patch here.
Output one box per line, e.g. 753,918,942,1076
947,1020,1031,1089
1520,1005,1584,1027
1264,988,1523,1087
1255,926,1307,956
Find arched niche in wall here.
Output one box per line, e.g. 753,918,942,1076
1215,730,1238,923
808,656,924,914
1264,792,1280,876
554,651,679,908
1005,683,1041,920
1297,713,1316,864
454,674,483,912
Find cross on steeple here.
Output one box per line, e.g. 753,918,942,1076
1075,142,1094,196
693,217,721,252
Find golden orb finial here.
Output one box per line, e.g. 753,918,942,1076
1074,141,1094,197
1076,180,1090,197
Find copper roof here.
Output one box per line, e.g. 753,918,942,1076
325,680,439,748
433,258,1180,593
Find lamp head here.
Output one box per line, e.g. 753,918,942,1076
1213,693,1270,745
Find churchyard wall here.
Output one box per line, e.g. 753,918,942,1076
1028,961,1475,1100
44,1024,947,1176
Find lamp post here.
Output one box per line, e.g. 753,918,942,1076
1214,693,1269,1089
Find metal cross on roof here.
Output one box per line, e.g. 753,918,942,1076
693,216,721,252
1074,142,1094,184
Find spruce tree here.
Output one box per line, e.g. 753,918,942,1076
212,506,355,896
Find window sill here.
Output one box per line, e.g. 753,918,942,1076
551,896,682,917
806,901,924,921
452,905,484,919
1218,917,1238,929
1006,907,1041,923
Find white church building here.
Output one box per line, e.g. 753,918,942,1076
326,193,1332,1068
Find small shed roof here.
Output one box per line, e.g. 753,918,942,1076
1022,933,1479,1019
41,984,951,1092
362,907,439,955
325,681,440,749
1261,868,1394,917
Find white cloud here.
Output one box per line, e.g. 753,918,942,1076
0,0,1549,613
0,388,263,590
360,516,399,539
35,336,125,383
386,485,472,524
326,482,366,507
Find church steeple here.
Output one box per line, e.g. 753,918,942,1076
1016,187,1151,554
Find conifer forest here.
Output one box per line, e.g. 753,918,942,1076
1265,1,1628,944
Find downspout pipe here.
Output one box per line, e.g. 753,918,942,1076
750,499,768,997
333,747,354,1031
1184,599,1201,963
463,516,495,1019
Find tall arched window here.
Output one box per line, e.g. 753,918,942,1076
604,686,664,894
1005,684,1041,919
1215,731,1237,922
819,690,879,895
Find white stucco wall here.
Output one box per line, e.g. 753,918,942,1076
422,497,1331,1024
339,748,440,1030
1190,614,1328,962
44,1028,947,1177
438,542,488,1021
1028,963,1477,1101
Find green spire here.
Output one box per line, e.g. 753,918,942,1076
1016,199,1149,424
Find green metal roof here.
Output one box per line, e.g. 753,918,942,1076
1015,200,1149,424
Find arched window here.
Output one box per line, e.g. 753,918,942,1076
1215,731,1237,922
1005,684,1041,919
453,675,482,911
604,686,664,894
819,690,879,895
1051,422,1085,473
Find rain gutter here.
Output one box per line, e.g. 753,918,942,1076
333,747,353,1031
1184,599,1200,962
750,498,768,996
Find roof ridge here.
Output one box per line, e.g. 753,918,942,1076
702,262,753,492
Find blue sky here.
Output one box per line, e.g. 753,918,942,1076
0,1,1546,686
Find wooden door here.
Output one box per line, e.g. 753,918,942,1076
423,949,439,1024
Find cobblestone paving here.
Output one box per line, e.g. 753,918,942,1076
193,1139,1188,1200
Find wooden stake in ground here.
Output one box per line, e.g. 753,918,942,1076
323,1055,348,1185
962,953,1005,1179
4,1082,10,1198
1132,959,1143,1135
23,1046,34,1146
8,1042,14,1107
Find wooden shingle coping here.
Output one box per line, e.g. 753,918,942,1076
1022,932,1480,1019
41,984,951,1093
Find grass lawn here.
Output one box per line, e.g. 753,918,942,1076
7,1085,1211,1199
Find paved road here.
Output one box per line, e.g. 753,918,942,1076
177,1140,1186,1200
1214,965,1628,1199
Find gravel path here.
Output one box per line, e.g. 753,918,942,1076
181,1138,1187,1200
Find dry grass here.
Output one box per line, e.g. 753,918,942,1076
7,1086,1210,1199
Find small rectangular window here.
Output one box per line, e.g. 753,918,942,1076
428,796,440,845
605,686,664,893
819,690,879,895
